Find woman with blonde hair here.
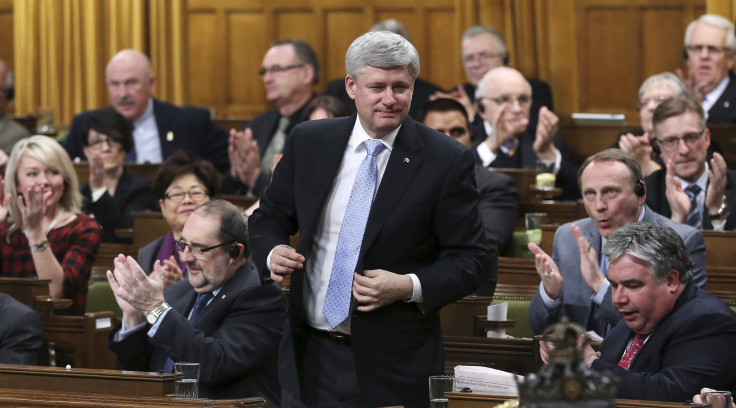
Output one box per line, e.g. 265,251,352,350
0,136,101,315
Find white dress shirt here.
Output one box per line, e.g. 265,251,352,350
132,98,163,164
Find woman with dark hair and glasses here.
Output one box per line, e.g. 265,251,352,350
79,108,157,243
137,151,218,288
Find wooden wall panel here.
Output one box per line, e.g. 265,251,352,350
324,10,364,82
227,11,268,114
424,9,457,89
0,0,13,66
188,10,218,108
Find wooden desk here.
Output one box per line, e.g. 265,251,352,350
443,336,538,376
213,117,250,133
74,162,161,184
40,311,118,369
447,392,706,407
441,296,493,338
132,211,171,254
497,258,538,287
518,200,586,229
0,277,53,308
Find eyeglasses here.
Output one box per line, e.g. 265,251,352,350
686,44,732,57
462,52,507,64
657,129,706,151
86,137,122,150
175,238,233,258
106,78,144,90
638,95,672,109
163,187,208,203
479,95,532,107
258,64,305,76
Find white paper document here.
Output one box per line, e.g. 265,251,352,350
453,365,523,396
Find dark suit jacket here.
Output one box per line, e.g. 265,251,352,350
645,168,736,230
464,78,553,140
108,263,286,404
63,101,230,171
591,284,736,401
706,72,736,124
323,77,444,119
529,206,707,336
80,170,157,243
0,293,42,365
220,101,312,198
248,115,489,408
475,166,518,295
471,127,580,200
137,235,166,274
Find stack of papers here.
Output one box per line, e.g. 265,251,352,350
454,365,523,396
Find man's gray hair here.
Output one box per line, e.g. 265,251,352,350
370,19,410,41
685,14,736,50
345,31,419,81
462,25,507,52
602,223,694,285
637,72,689,103
193,199,250,259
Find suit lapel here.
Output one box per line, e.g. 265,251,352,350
360,119,423,261
152,100,176,158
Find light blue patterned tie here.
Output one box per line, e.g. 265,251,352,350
685,184,702,228
163,292,213,373
323,139,385,328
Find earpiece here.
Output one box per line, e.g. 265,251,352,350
650,138,661,156
634,179,646,197
5,70,13,101
5,86,13,101
477,100,486,114
502,53,510,66
682,46,689,60
228,243,240,258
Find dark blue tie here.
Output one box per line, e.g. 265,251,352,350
685,184,702,228
163,292,213,372
323,139,385,329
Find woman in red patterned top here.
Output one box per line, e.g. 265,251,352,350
0,136,101,315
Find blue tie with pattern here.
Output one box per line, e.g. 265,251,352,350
163,292,213,373
323,139,385,329
685,184,702,228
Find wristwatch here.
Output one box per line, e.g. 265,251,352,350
146,302,172,324
709,195,731,221
30,240,49,253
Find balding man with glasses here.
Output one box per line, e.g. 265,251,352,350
645,97,736,230
679,14,736,124
221,39,319,199
473,66,580,199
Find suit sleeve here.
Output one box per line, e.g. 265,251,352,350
63,114,88,162
529,227,565,335
193,109,230,172
478,171,518,255
149,284,285,386
412,148,491,313
0,303,42,365
683,228,707,288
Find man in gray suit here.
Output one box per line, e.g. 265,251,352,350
0,292,42,365
528,149,706,337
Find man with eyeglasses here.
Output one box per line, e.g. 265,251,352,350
0,59,29,157
63,49,229,171
221,39,319,199
645,97,736,230
473,66,580,200
107,199,285,403
680,14,736,124
417,98,517,295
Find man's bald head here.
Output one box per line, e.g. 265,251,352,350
105,49,156,121
475,66,532,126
477,66,531,98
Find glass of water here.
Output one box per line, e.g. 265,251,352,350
429,375,454,408
174,362,200,399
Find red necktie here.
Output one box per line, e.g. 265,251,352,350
617,335,646,369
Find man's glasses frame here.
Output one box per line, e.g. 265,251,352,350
656,129,706,151
258,64,305,76
175,238,234,258
163,187,209,203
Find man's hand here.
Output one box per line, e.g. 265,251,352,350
228,128,261,187
571,225,606,293
156,256,184,289
664,160,691,223
540,334,599,367
676,68,706,103
693,388,736,408
485,104,528,153
533,107,560,161
353,269,413,312
107,254,165,328
528,243,563,299
269,245,304,282
706,152,728,216
431,86,475,121
618,133,652,163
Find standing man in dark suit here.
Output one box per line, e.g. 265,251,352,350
107,200,285,404
0,292,42,365
418,97,517,294
680,14,736,124
63,49,229,171
249,31,488,408
473,66,579,199
645,97,736,230
528,149,706,337
221,39,319,198
570,223,736,401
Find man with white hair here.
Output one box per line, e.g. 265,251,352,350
63,49,229,170
681,14,736,123
0,60,30,156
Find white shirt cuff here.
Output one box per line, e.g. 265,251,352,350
407,273,423,302
114,319,147,342
590,280,611,305
552,149,562,176
476,142,497,168
538,281,562,310
146,308,173,337
712,218,727,231
91,187,107,202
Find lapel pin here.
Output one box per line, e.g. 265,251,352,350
725,101,730,108
221,294,226,299
166,131,174,142
404,157,410,163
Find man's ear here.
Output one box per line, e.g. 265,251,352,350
345,75,357,101
302,64,316,87
665,269,680,291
